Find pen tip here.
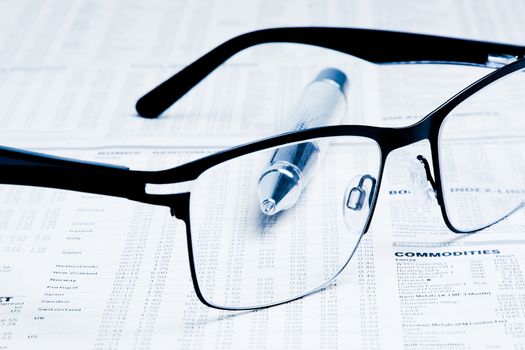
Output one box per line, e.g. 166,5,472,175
260,199,277,215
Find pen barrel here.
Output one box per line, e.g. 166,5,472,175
286,68,347,131
258,68,348,215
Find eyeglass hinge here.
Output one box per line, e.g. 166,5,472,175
486,53,519,68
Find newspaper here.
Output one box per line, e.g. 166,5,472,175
0,0,524,349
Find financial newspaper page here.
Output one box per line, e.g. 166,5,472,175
1,0,524,349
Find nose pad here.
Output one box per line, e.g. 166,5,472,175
407,155,437,206
343,174,377,235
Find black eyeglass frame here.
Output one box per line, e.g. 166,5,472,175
1,27,524,310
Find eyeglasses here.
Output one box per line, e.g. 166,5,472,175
1,28,524,310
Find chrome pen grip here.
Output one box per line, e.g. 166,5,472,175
258,68,348,216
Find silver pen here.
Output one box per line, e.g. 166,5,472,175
258,68,348,215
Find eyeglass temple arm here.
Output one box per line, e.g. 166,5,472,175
0,146,191,211
135,27,525,119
